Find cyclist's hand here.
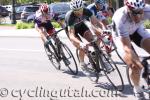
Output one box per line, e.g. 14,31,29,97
80,42,87,50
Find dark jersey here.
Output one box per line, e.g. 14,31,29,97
65,8,93,37
65,8,93,27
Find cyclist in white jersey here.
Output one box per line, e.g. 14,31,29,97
112,0,150,99
34,4,55,43
34,4,64,49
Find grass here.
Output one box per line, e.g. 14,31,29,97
0,24,15,26
144,20,150,29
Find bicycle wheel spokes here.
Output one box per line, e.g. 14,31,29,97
100,54,124,91
61,44,78,75
44,44,60,70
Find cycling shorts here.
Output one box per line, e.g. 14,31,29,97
74,22,89,40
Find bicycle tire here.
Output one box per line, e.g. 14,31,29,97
44,43,60,70
126,67,134,88
98,52,124,91
60,43,78,75
112,42,126,64
76,48,102,82
76,49,80,63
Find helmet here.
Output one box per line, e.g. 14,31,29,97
70,0,83,10
125,0,145,10
94,0,105,5
40,4,49,13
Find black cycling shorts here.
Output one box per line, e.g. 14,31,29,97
74,22,89,40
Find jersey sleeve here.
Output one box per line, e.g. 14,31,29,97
112,9,129,37
65,10,74,27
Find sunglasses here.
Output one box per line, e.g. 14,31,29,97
73,8,83,13
130,9,143,16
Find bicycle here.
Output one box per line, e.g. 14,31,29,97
126,44,150,98
44,28,78,75
76,20,124,91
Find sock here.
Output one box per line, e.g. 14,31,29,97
80,61,85,66
134,85,143,93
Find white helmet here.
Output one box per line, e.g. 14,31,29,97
125,0,145,10
70,0,84,10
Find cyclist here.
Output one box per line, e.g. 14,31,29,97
112,0,150,99
65,0,112,75
34,4,55,44
87,0,109,29
34,4,63,49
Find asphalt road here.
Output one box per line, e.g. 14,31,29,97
0,29,149,100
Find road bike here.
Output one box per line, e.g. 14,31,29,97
44,28,78,75
76,20,124,91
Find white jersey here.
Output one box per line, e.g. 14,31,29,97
112,4,150,38
35,10,53,23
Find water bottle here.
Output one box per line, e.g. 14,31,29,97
102,37,110,45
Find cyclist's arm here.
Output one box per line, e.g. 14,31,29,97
97,11,109,29
90,15,103,29
68,26,82,49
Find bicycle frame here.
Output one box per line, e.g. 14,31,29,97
97,31,116,54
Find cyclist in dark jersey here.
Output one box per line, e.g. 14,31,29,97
65,0,105,75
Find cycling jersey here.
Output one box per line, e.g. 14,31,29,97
34,10,55,35
87,3,106,21
65,8,93,37
112,4,150,53
112,5,150,38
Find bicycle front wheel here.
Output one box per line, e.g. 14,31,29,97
61,43,78,75
99,53,124,91
44,44,60,70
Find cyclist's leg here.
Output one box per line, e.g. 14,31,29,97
74,23,88,63
44,21,56,44
129,30,149,94
113,34,142,92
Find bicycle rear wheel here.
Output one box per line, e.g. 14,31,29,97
44,43,60,70
61,43,78,75
99,53,124,91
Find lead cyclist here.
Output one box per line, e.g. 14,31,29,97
112,0,150,99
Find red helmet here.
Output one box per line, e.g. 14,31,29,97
40,4,49,13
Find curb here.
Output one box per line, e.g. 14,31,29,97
0,28,68,38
